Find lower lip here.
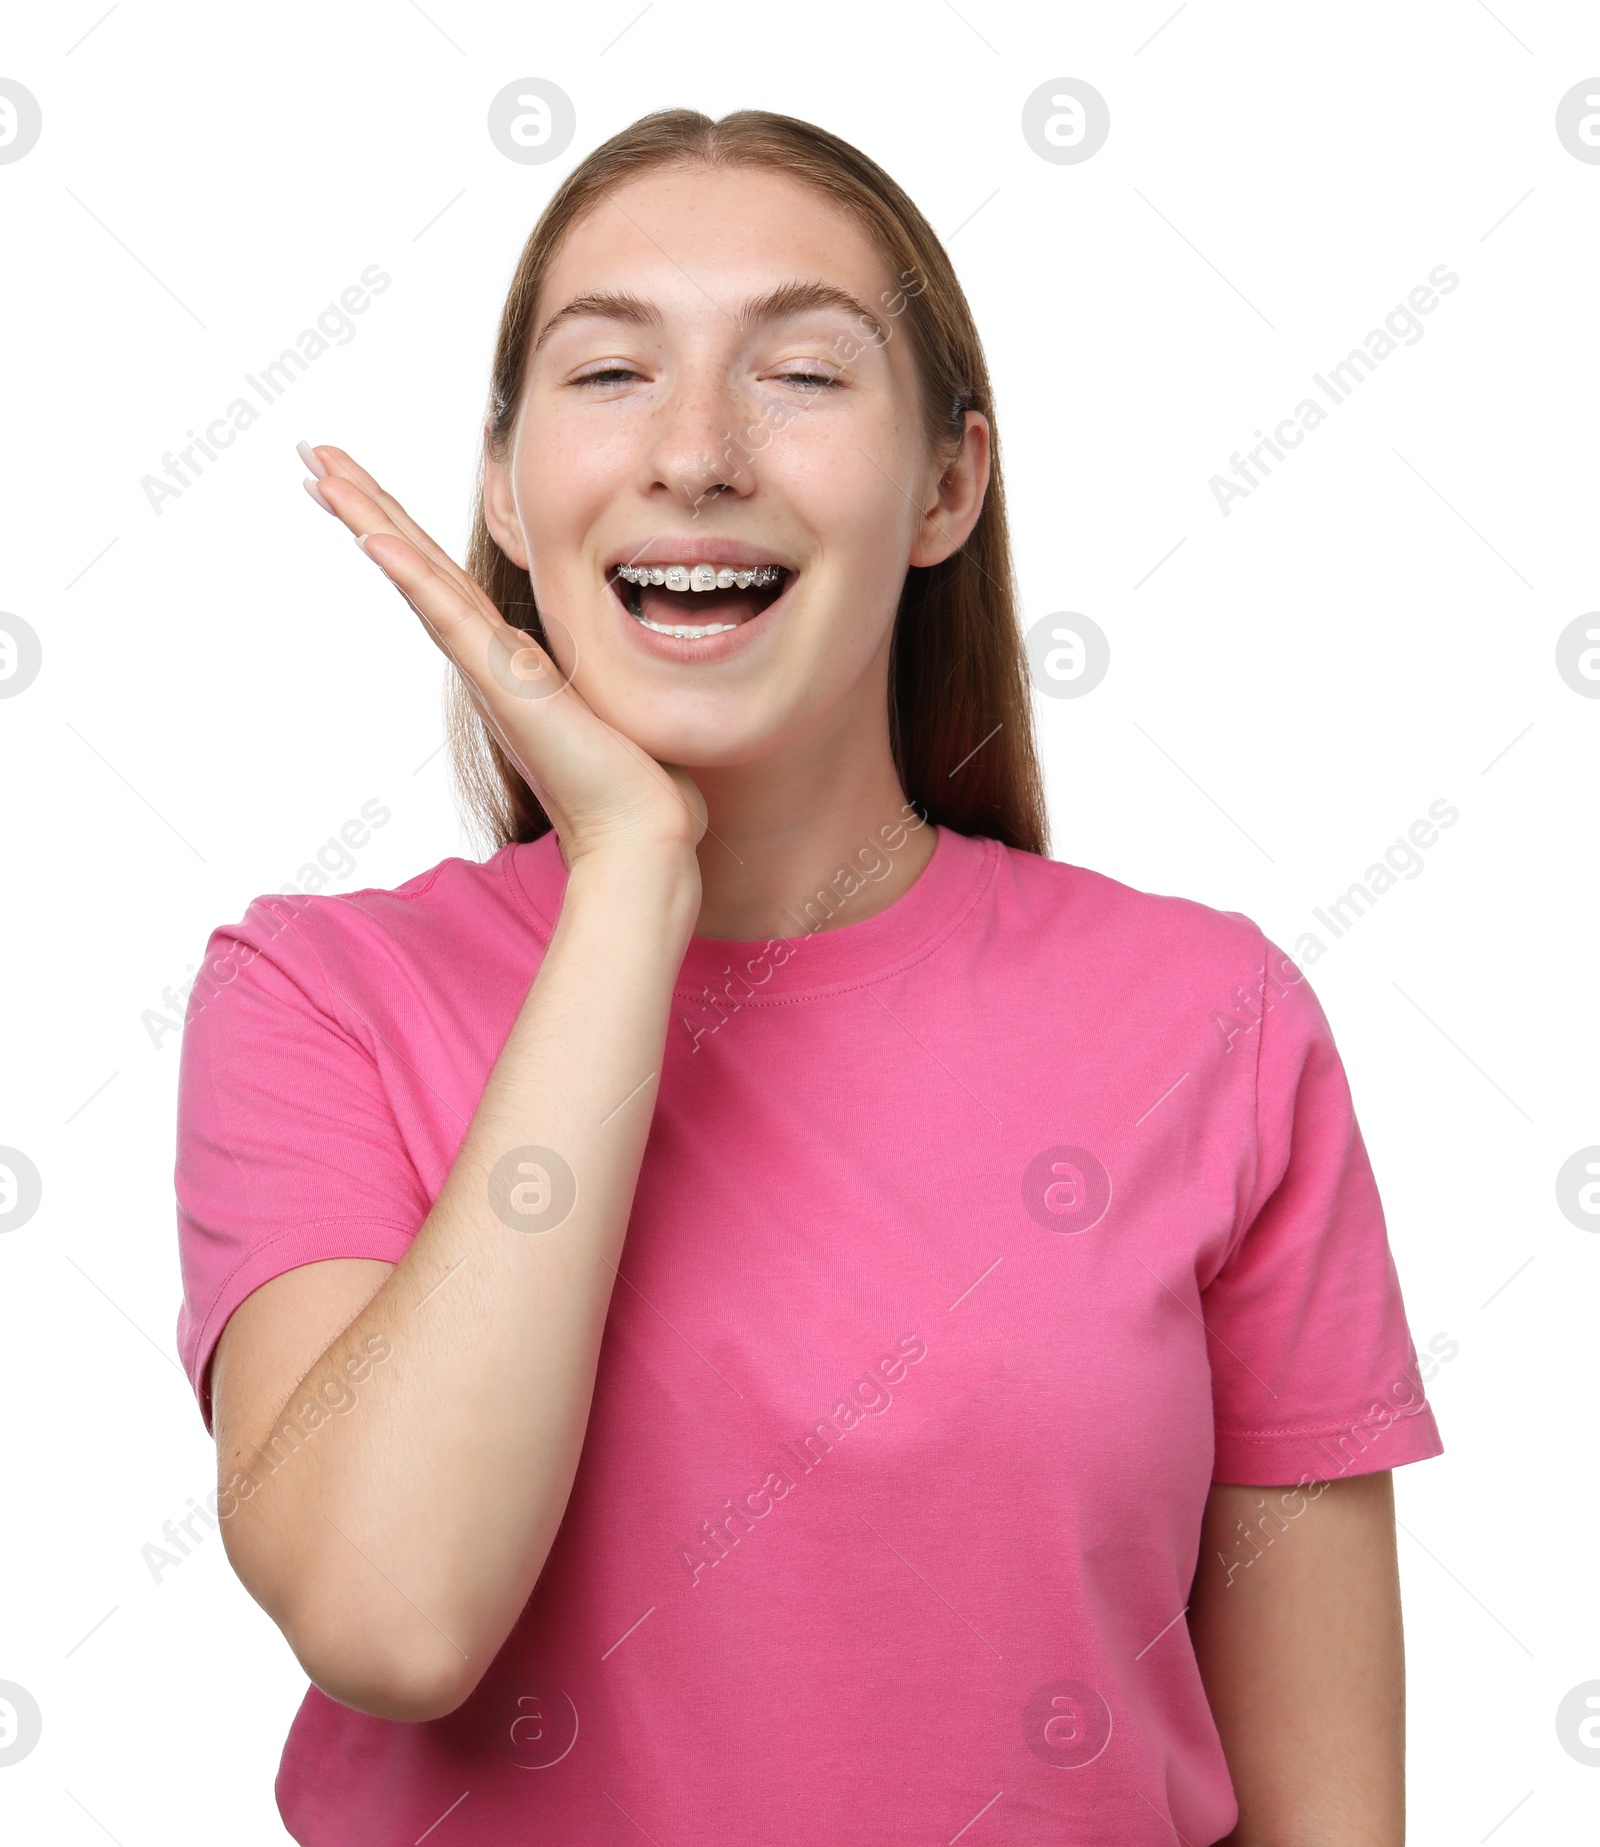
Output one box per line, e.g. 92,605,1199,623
608,572,795,664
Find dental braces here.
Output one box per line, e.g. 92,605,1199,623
616,563,784,591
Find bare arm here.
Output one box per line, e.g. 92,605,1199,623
1187,1471,1405,1846
209,447,704,1723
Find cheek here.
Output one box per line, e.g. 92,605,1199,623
808,463,919,613
750,439,920,680
518,420,622,518
512,423,628,594
769,410,919,559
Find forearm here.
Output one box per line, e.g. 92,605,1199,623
219,846,699,1715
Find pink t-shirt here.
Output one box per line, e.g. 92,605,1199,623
174,821,1442,1846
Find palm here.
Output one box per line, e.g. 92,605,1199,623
304,445,707,862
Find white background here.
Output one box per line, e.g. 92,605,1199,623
1,2,1596,1841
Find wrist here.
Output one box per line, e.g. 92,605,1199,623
561,840,702,940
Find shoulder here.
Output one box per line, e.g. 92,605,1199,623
188,839,555,1027
977,839,1336,1115
980,837,1274,980
214,841,540,959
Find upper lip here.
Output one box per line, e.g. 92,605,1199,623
605,537,796,574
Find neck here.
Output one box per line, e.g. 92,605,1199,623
687,727,936,942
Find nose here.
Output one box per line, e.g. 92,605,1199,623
641,361,756,512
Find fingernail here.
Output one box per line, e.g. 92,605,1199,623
297,440,330,480
302,476,333,514
354,533,372,552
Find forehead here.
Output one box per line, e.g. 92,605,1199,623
539,164,899,327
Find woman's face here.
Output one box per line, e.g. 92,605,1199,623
483,164,989,773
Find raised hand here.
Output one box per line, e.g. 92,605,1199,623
299,442,707,869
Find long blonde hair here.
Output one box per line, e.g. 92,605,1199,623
451,107,1048,856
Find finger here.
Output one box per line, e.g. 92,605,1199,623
305,443,399,509
358,532,570,735
356,530,492,660
311,470,465,584
312,472,390,543
322,480,511,648
309,446,490,602
455,667,560,814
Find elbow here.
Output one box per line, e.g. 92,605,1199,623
270,1574,482,1723
221,1524,489,1721
290,1617,479,1723
316,1652,476,1725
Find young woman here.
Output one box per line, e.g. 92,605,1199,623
174,109,1442,1845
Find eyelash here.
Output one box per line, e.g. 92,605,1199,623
572,366,842,392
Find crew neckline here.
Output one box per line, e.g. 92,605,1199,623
507,823,998,1006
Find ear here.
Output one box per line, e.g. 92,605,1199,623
482,431,530,569
908,411,991,569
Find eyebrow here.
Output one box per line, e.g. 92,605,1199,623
531,279,888,354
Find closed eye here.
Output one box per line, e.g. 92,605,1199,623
572,365,644,387
570,366,844,391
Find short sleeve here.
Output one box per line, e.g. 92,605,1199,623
174,894,428,1434
1204,935,1444,1485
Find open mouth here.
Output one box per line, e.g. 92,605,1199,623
609,560,793,639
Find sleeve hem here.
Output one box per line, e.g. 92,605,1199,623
1212,1402,1444,1485
180,1218,418,1436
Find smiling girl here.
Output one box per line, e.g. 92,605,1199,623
174,109,1441,1846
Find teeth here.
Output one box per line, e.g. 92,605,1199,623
635,616,741,638
616,562,783,591
615,559,787,640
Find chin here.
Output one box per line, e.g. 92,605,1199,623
592,698,785,772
